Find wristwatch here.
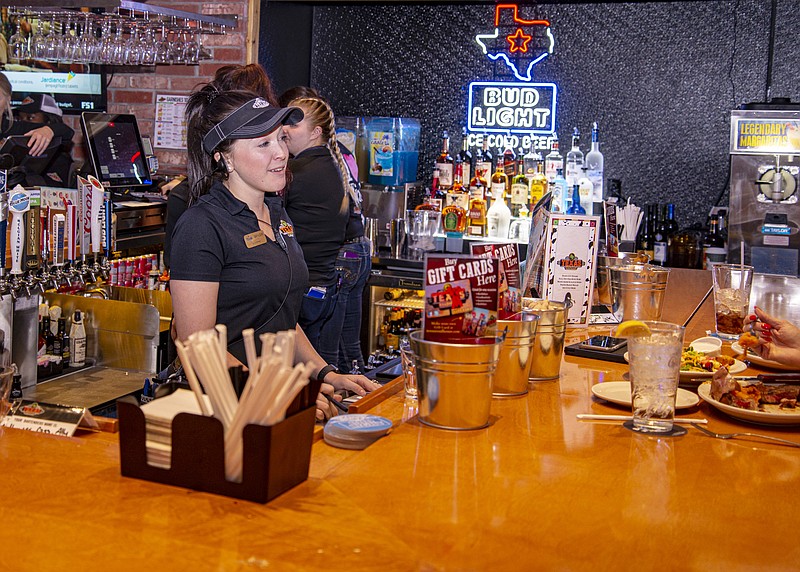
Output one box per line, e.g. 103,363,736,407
316,364,338,382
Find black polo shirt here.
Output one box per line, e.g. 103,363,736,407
170,181,309,363
285,146,348,286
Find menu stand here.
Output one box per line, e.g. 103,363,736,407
116,379,321,503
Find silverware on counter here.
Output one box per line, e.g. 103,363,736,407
693,424,800,448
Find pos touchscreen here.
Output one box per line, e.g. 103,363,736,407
81,112,152,189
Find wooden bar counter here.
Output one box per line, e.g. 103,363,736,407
2,270,800,571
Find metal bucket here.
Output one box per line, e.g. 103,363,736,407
609,264,670,322
522,298,573,381
595,252,650,306
493,316,539,396
408,330,504,430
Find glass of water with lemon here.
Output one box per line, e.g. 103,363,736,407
616,320,685,433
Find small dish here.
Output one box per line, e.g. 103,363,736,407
697,382,800,426
623,352,748,381
688,336,722,357
591,381,700,409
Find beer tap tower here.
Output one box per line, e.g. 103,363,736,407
728,100,800,276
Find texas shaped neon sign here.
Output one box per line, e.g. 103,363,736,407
475,4,555,82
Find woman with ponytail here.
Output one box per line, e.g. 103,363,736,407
283,96,354,365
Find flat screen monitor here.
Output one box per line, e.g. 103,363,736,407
1,66,107,115
81,112,152,189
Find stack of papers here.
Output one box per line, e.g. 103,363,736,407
323,414,393,450
140,389,214,468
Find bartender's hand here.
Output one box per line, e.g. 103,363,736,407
746,306,800,368
24,125,55,156
326,372,381,396
316,382,339,422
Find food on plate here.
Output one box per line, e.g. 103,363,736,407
614,320,651,338
681,347,735,372
738,332,759,349
710,367,799,411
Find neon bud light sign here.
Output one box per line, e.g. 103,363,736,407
468,4,558,138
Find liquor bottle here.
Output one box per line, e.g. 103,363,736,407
585,122,604,210
523,147,538,177
665,203,679,236
468,163,488,202
458,127,473,186
702,214,727,269
489,163,508,207
577,167,593,214
475,138,493,181
69,310,87,368
636,204,656,260
528,159,547,209
502,147,516,189
467,194,488,237
435,131,454,191
545,141,563,182
653,204,669,266
510,157,530,217
566,185,586,215
552,168,569,213
38,317,50,356
446,159,469,212
10,373,23,400
486,186,511,239
58,317,70,367
564,127,584,188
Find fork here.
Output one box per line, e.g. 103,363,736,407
693,424,800,448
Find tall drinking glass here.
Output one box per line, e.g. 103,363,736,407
712,264,754,340
626,322,684,433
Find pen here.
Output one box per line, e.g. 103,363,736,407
577,414,708,424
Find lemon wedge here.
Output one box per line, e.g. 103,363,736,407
614,320,652,338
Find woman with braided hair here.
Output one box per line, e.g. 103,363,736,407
283,96,355,365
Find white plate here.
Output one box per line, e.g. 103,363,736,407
731,342,798,372
697,382,800,426
622,352,747,380
591,381,699,409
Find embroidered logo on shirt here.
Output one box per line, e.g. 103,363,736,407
279,220,294,237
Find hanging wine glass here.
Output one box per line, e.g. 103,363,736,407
29,15,48,62
109,22,127,65
77,15,98,64
181,22,199,65
8,15,30,65
140,25,158,66
57,16,77,64
98,18,115,65
156,24,172,64
41,16,60,63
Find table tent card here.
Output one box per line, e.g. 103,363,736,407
470,242,522,320
423,253,501,343
523,211,600,327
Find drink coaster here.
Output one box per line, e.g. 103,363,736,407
622,420,688,437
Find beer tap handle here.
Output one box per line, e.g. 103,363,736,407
0,178,8,277
104,198,114,260
8,187,30,276
66,204,77,264
52,214,66,268
88,176,104,259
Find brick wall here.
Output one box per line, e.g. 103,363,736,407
66,0,251,175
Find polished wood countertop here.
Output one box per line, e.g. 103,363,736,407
2,269,799,571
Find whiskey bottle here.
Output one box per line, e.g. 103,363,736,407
489,163,508,208
446,159,470,212
468,164,488,202
435,131,454,191
475,138,493,181
502,147,516,189
467,195,488,237
529,159,547,209
458,127,473,185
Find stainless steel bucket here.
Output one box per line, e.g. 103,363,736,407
408,330,504,430
493,316,539,396
595,252,650,306
609,264,670,322
522,298,573,381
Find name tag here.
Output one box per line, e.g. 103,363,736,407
243,231,267,248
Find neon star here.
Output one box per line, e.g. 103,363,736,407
506,28,532,53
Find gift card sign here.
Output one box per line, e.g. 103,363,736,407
423,254,501,343
470,242,522,320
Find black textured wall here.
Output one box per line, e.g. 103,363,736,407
264,1,799,228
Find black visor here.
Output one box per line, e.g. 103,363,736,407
202,97,304,154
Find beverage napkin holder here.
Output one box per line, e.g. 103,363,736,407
116,379,322,504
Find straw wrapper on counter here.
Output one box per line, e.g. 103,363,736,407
144,326,316,483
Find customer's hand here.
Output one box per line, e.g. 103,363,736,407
24,125,55,156
326,372,381,396
745,306,800,368
316,382,339,422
